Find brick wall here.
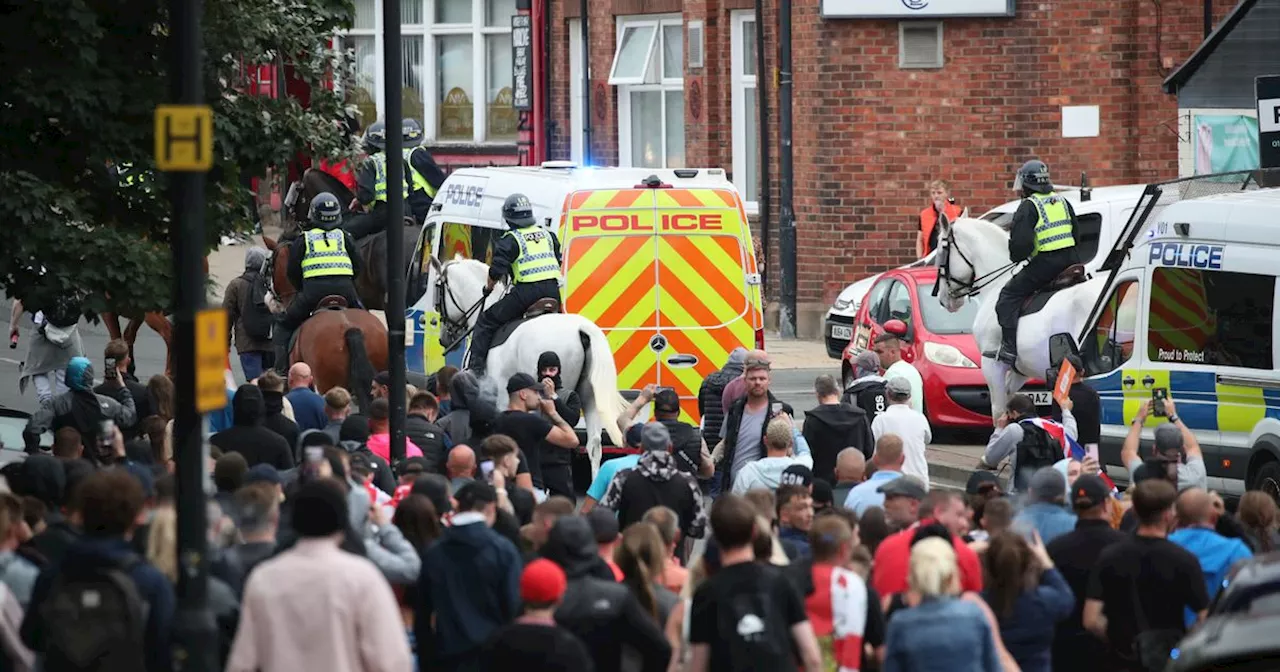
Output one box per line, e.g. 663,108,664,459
544,0,1209,331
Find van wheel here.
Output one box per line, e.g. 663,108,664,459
1254,460,1280,505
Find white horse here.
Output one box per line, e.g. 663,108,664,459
430,257,628,476
933,216,1108,421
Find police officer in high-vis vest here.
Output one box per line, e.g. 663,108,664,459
401,118,447,224
345,120,413,240
994,159,1079,366
275,192,364,373
466,193,562,376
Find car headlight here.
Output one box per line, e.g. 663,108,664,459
924,341,978,368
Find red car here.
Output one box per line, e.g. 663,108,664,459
841,267,1052,429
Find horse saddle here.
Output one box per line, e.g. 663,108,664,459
1020,264,1088,316
313,295,349,315
490,299,565,350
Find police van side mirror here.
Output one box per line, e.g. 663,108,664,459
1048,332,1079,371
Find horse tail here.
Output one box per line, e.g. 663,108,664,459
579,322,628,450
345,326,376,411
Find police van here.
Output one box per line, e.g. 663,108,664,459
1049,172,1280,497
404,163,765,426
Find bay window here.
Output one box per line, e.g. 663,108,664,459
612,16,684,169
341,0,519,144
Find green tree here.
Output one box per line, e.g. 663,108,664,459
0,0,357,317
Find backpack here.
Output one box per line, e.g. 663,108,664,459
1014,420,1060,491
40,553,148,672
844,379,888,425
242,271,275,341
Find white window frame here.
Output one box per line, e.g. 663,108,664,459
338,0,519,144
898,21,943,69
568,18,585,165
607,22,660,85
616,15,684,169
730,11,759,212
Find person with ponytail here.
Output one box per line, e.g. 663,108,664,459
979,531,1074,672
615,522,678,627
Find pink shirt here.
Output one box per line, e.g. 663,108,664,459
366,433,423,462
227,537,412,672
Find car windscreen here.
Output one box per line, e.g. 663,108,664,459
917,283,982,335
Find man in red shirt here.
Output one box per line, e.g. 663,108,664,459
871,482,982,607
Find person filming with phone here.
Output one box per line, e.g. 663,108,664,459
1120,391,1207,492
532,352,581,500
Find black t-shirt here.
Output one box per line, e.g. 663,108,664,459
1086,535,1209,660
495,411,554,488
690,561,808,672
1046,519,1128,669
1050,383,1102,445
483,622,596,672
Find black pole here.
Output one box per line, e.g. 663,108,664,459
754,0,770,295
579,0,591,165
1203,0,1212,37
778,0,796,336
168,0,217,670
543,2,553,163
384,0,407,464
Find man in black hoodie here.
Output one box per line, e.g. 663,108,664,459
211,385,294,470
803,374,874,482
534,351,582,500
542,516,672,672
256,371,300,450
437,370,497,446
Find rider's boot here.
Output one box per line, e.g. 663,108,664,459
272,324,293,375
996,326,1018,367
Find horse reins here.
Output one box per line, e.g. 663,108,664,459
932,224,1019,300
436,261,494,353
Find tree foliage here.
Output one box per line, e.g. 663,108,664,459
0,0,357,316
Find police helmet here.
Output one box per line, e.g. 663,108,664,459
1015,160,1053,194
402,118,424,146
363,121,388,153
308,192,343,229
502,193,536,228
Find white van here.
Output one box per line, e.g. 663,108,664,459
1051,174,1280,497
822,182,1152,359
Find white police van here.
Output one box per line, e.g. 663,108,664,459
1050,171,1280,498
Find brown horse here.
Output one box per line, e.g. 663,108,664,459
285,168,357,237
290,302,386,404
100,256,211,377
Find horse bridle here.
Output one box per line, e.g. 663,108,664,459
435,259,493,351
932,223,1019,300
264,247,296,305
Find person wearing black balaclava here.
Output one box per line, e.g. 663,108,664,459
210,385,294,470
534,352,581,501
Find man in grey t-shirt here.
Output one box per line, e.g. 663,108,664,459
730,404,769,483
1120,397,1207,492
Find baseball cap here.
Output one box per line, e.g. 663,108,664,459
521,558,568,604
507,372,541,395
965,470,1001,495
854,350,881,374
886,377,912,399
625,423,644,448
244,464,282,486
653,388,680,414
1154,423,1184,455
1028,466,1067,503
811,478,834,507
374,371,392,386
586,506,620,543
1071,474,1111,510
877,475,927,500
399,456,430,478
781,464,814,488
641,422,671,452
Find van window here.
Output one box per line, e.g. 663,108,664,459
406,222,438,306
1146,268,1274,370
438,222,500,266
1074,213,1102,265
1082,279,1138,375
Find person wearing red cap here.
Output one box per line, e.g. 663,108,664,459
483,559,595,671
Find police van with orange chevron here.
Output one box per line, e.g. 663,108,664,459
404,163,764,432
1048,170,1280,498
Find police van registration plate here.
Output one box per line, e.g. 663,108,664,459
1028,391,1052,406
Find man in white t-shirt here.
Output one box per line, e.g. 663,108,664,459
871,377,932,487
873,332,923,414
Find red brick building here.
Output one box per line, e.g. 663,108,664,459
543,0,1227,335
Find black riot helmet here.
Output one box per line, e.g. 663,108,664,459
308,192,343,230
363,121,388,154
502,193,536,228
1015,160,1053,195
402,118,424,146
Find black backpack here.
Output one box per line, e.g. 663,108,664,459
40,553,148,672
1014,420,1060,491
844,379,888,425
242,271,275,341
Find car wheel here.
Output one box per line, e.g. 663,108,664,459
1253,459,1280,505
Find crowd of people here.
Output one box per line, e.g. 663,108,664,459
2,329,1279,672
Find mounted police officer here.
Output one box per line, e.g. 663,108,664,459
344,120,413,240
465,194,562,376
994,159,1079,366
401,118,446,225
274,192,364,373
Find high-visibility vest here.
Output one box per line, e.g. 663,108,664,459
919,201,964,253
1029,192,1075,255
370,153,410,203
402,147,438,198
507,227,560,283
300,228,355,279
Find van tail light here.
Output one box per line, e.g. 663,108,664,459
755,328,766,350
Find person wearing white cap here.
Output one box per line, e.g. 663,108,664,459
871,377,932,488
1120,395,1206,492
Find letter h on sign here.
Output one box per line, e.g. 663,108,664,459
154,105,214,172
